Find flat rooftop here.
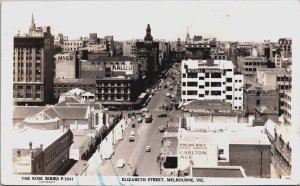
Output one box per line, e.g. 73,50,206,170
191,166,245,178
65,160,89,176
12,128,68,149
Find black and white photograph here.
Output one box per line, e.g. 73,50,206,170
1,0,300,185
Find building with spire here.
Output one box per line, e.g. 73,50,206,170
184,28,217,60
186,27,190,44
136,24,160,86
170,38,186,63
13,15,55,105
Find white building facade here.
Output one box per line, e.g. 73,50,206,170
181,59,243,110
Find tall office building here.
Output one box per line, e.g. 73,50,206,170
13,15,55,105
181,59,244,110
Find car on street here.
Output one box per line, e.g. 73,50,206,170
130,131,135,136
138,118,143,123
131,123,135,128
158,113,168,117
145,114,153,123
117,159,126,168
141,108,148,112
108,106,118,111
145,146,151,152
129,135,135,142
158,126,165,132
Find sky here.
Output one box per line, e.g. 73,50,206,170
1,0,300,42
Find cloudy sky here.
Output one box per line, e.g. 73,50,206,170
2,0,300,42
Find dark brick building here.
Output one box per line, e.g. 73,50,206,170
136,24,160,85
13,15,55,105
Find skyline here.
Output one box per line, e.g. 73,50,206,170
2,1,300,42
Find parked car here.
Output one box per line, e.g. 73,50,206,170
138,118,143,123
145,114,153,123
117,159,126,168
129,136,135,142
141,108,148,112
130,131,135,136
158,126,165,132
108,106,118,111
145,146,151,152
158,113,168,117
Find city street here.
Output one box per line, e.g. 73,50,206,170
93,75,178,176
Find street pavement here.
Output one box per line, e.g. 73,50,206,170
87,72,180,176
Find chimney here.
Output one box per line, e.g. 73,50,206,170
40,144,43,150
29,142,32,150
17,150,21,157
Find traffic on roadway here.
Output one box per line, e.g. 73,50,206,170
95,64,182,176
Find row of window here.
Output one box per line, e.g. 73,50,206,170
14,56,41,60
14,93,41,99
276,76,291,82
212,55,226,60
244,68,257,72
244,62,265,66
13,63,40,68
97,83,131,87
63,42,83,46
96,95,130,101
96,89,130,94
63,48,78,51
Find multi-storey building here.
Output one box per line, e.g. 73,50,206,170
54,52,80,79
236,44,252,57
265,120,291,178
62,39,85,53
278,38,292,58
123,40,136,57
237,56,267,77
13,15,54,105
170,38,186,63
282,90,291,124
243,86,279,115
210,48,227,60
181,59,243,110
12,128,73,175
161,123,271,178
256,68,292,113
95,77,139,104
136,24,160,83
184,34,216,60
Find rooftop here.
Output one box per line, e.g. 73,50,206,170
12,128,68,149
179,126,270,145
56,97,81,106
265,119,291,142
13,106,48,119
191,166,245,178
257,67,290,74
256,105,278,114
89,56,136,62
181,100,232,111
54,78,96,84
65,160,89,176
